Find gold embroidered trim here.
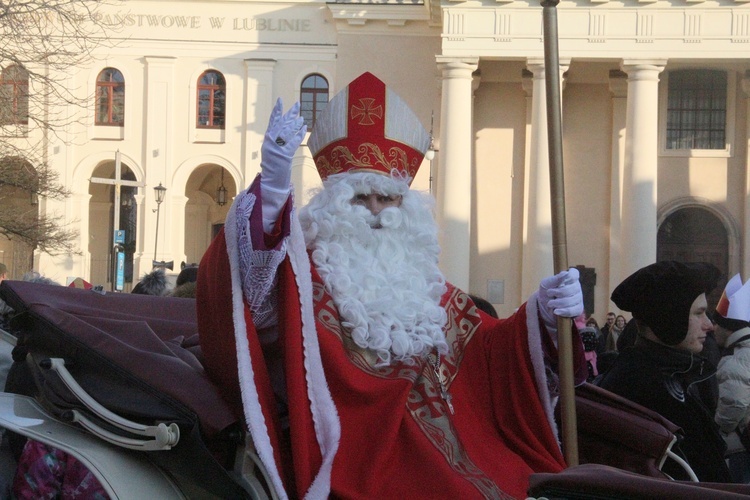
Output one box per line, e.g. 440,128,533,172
314,281,508,497
315,143,419,179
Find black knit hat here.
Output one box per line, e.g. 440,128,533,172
611,261,720,346
176,266,199,287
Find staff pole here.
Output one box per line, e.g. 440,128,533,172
541,0,578,467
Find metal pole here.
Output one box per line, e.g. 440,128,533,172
112,150,121,292
153,203,161,264
541,0,578,467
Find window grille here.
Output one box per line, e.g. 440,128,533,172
0,65,29,126
300,74,329,129
197,70,226,129
96,68,125,126
666,70,726,150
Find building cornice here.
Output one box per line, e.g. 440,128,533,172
441,3,750,59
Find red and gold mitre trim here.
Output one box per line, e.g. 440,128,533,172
716,289,730,318
717,273,750,322
308,72,430,184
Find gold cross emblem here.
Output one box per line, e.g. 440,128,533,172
350,98,383,126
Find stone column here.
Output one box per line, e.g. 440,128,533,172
435,57,478,292
130,193,145,281
619,60,666,278
521,58,569,299
244,59,277,185
741,71,750,280
144,56,176,269
607,70,628,305
171,194,190,272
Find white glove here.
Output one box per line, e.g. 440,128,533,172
259,98,307,231
537,268,583,333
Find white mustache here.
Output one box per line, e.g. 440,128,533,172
367,207,402,229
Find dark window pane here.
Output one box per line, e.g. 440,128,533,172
95,68,125,126
0,65,29,125
299,73,329,129
666,69,726,150
197,70,226,129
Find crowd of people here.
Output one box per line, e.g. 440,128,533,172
577,261,750,485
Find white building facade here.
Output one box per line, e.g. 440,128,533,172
2,0,748,318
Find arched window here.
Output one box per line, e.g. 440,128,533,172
96,68,125,126
300,74,328,129
0,65,29,125
197,70,226,129
657,206,728,310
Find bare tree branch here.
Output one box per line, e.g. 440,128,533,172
0,0,119,257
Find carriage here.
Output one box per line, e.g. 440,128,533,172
0,279,748,499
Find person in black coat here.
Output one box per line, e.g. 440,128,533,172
595,260,732,483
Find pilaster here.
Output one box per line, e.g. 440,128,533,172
619,60,666,279
436,56,478,291
521,58,569,299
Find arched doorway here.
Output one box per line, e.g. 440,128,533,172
184,164,235,265
88,162,139,289
0,158,36,278
657,206,729,311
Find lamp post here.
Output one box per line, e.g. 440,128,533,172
216,168,227,206
425,111,438,194
153,183,166,264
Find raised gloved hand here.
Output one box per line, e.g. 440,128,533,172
537,267,583,334
260,98,307,192
260,98,307,231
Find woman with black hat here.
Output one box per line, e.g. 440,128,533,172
595,260,732,483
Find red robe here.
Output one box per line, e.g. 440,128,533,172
197,179,585,499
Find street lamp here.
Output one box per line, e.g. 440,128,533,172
424,111,437,161
153,183,166,263
216,168,227,206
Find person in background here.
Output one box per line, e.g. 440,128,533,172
695,326,722,415
0,264,12,321
595,261,731,483
585,317,602,344
712,273,750,483
0,262,11,496
131,268,169,296
170,265,199,299
468,294,499,319
20,272,59,286
605,314,627,352
579,326,599,382
597,311,616,354
615,317,638,352
592,351,618,382
585,316,600,332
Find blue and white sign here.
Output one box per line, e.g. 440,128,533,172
115,251,125,291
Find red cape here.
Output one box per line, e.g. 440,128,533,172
197,181,584,499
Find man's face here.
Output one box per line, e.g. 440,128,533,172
351,193,402,216
606,313,615,326
675,293,713,354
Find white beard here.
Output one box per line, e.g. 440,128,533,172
299,172,449,366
